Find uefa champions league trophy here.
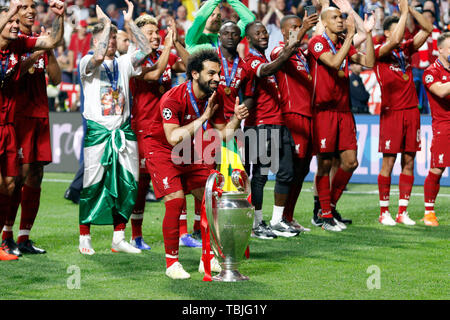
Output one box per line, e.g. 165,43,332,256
204,169,255,281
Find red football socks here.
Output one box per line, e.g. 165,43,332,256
424,171,441,211
179,198,188,237
163,198,184,268
17,185,41,244
316,175,332,218
398,173,414,215
2,186,21,241
79,224,91,236
283,181,303,222
330,168,352,207
193,197,202,232
131,174,150,239
378,174,391,215
0,193,11,235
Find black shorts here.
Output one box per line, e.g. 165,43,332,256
244,124,295,182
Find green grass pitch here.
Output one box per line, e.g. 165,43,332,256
1,172,449,300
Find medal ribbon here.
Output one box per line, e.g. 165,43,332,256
187,80,208,131
102,59,119,91
1,55,10,84
146,52,164,84
392,49,406,74
219,48,239,87
295,50,310,74
322,32,346,71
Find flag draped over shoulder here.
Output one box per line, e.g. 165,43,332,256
219,139,245,192
79,120,139,225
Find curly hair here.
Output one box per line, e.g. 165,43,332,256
186,49,221,81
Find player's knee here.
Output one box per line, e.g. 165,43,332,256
6,181,15,196
343,159,359,172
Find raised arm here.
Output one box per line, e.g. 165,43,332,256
138,29,174,82
228,0,256,37
0,0,21,34
351,14,375,67
185,0,222,48
123,0,151,68
168,17,188,71
409,5,433,50
377,0,408,58
318,14,356,70
34,0,64,51
84,6,111,75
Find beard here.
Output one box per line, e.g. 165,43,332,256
198,77,217,97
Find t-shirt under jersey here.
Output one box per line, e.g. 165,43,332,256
79,53,142,131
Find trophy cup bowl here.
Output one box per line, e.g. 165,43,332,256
205,170,254,282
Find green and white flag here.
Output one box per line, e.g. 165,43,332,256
79,119,139,225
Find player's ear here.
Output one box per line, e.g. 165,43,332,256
191,70,199,81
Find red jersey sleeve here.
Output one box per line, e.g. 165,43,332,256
348,45,358,59
270,46,283,61
423,67,441,90
242,61,256,97
246,55,265,77
160,97,182,125
168,52,181,67
308,36,330,61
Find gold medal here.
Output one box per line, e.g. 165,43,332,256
307,74,312,81
112,90,119,99
224,87,231,95
159,85,165,94
28,66,35,74
402,73,409,81
338,70,345,78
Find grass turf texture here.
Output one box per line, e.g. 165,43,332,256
1,172,449,300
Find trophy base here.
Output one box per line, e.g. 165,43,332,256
212,269,249,282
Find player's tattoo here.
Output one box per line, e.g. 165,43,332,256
50,15,62,40
128,20,151,56
131,50,147,68
86,22,111,74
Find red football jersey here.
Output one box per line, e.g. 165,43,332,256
0,36,37,124
130,51,180,135
374,39,419,111
16,33,49,119
308,34,357,112
423,60,450,127
149,81,227,151
271,42,313,117
216,49,253,120
243,50,283,126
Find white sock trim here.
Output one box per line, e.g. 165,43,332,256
424,202,435,208
399,199,409,207
131,213,144,220
379,200,390,207
179,214,187,220
194,215,201,221
165,254,178,259
18,230,30,237
2,226,12,232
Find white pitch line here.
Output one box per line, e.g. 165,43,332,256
265,187,450,198
43,178,450,197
